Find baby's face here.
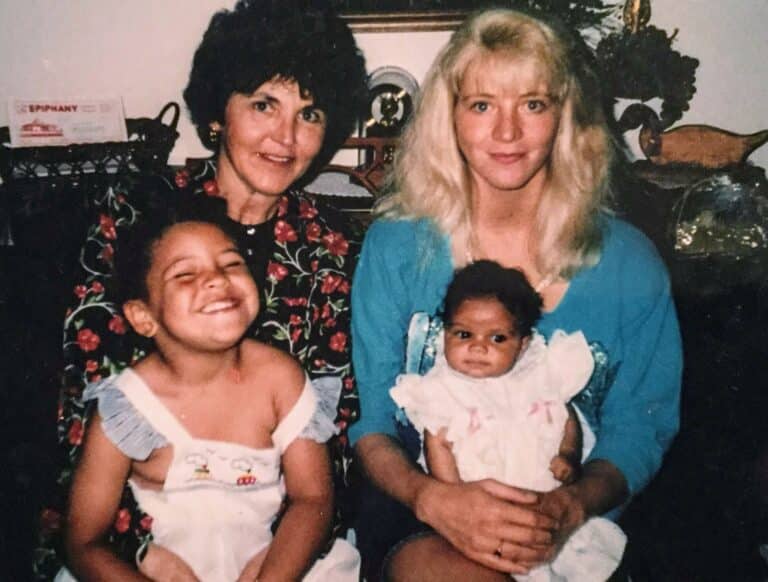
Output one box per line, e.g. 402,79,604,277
444,297,526,378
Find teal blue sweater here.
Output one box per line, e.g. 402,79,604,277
350,215,682,498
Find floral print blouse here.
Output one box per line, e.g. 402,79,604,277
35,159,362,578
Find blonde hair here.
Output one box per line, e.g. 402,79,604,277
377,8,615,278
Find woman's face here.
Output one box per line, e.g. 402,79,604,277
444,297,526,378
454,56,561,201
216,78,326,205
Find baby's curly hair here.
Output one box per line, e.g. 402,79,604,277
443,260,543,338
184,0,368,177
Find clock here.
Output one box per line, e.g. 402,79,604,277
363,66,419,138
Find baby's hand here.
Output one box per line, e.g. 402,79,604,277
549,454,580,485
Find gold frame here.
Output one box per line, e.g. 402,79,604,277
342,10,466,32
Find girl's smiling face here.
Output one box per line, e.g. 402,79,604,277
444,296,528,378
128,222,259,352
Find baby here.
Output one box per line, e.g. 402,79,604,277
60,207,359,581
391,260,625,581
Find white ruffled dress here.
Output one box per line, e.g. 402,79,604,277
58,368,359,582
390,330,626,582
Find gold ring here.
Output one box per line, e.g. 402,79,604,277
494,541,503,557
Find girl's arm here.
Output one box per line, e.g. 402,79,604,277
252,438,334,582
424,428,461,483
65,413,150,581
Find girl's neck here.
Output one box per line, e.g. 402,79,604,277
216,153,280,225
155,343,243,389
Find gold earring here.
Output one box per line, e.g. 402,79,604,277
209,126,220,145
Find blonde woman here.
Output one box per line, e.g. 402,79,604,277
350,8,681,581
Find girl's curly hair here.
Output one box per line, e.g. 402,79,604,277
184,0,368,179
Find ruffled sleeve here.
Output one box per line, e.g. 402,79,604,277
544,330,595,401
299,376,342,443
83,376,168,461
273,376,340,451
389,369,459,437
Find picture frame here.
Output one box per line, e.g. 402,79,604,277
341,9,467,32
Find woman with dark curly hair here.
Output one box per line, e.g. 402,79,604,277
42,1,368,580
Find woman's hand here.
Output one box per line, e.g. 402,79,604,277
139,543,200,582
537,486,587,550
414,478,557,573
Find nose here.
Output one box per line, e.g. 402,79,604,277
273,112,297,147
202,267,228,288
468,339,488,353
493,107,521,142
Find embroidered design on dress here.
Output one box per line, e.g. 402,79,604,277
232,458,258,486
186,453,212,480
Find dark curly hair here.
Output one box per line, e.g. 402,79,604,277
443,260,543,338
184,0,368,179
114,194,231,306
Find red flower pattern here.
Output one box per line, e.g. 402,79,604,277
305,222,322,242
100,243,115,263
108,315,127,335
174,169,190,188
99,214,117,240
74,285,88,299
274,220,298,243
68,419,83,446
76,329,101,352
85,360,98,373
299,200,319,219
322,231,349,256
114,509,131,533
320,273,345,295
139,515,153,532
267,261,289,281
329,331,347,352
202,179,219,197
90,281,104,294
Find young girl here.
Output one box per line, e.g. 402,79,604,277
390,261,625,581
61,209,359,581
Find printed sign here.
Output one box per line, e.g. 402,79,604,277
7,97,127,147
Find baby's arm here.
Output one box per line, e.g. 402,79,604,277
424,427,462,483
65,413,150,581
549,404,583,485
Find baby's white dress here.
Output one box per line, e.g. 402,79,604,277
390,330,626,582
58,368,359,582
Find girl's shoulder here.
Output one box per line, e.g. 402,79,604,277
239,339,305,404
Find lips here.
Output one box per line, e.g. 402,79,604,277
256,152,294,164
490,152,525,163
200,298,239,314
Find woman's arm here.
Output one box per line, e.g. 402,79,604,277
356,434,556,574
65,413,150,581
253,439,334,582
539,222,682,543
424,429,461,483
